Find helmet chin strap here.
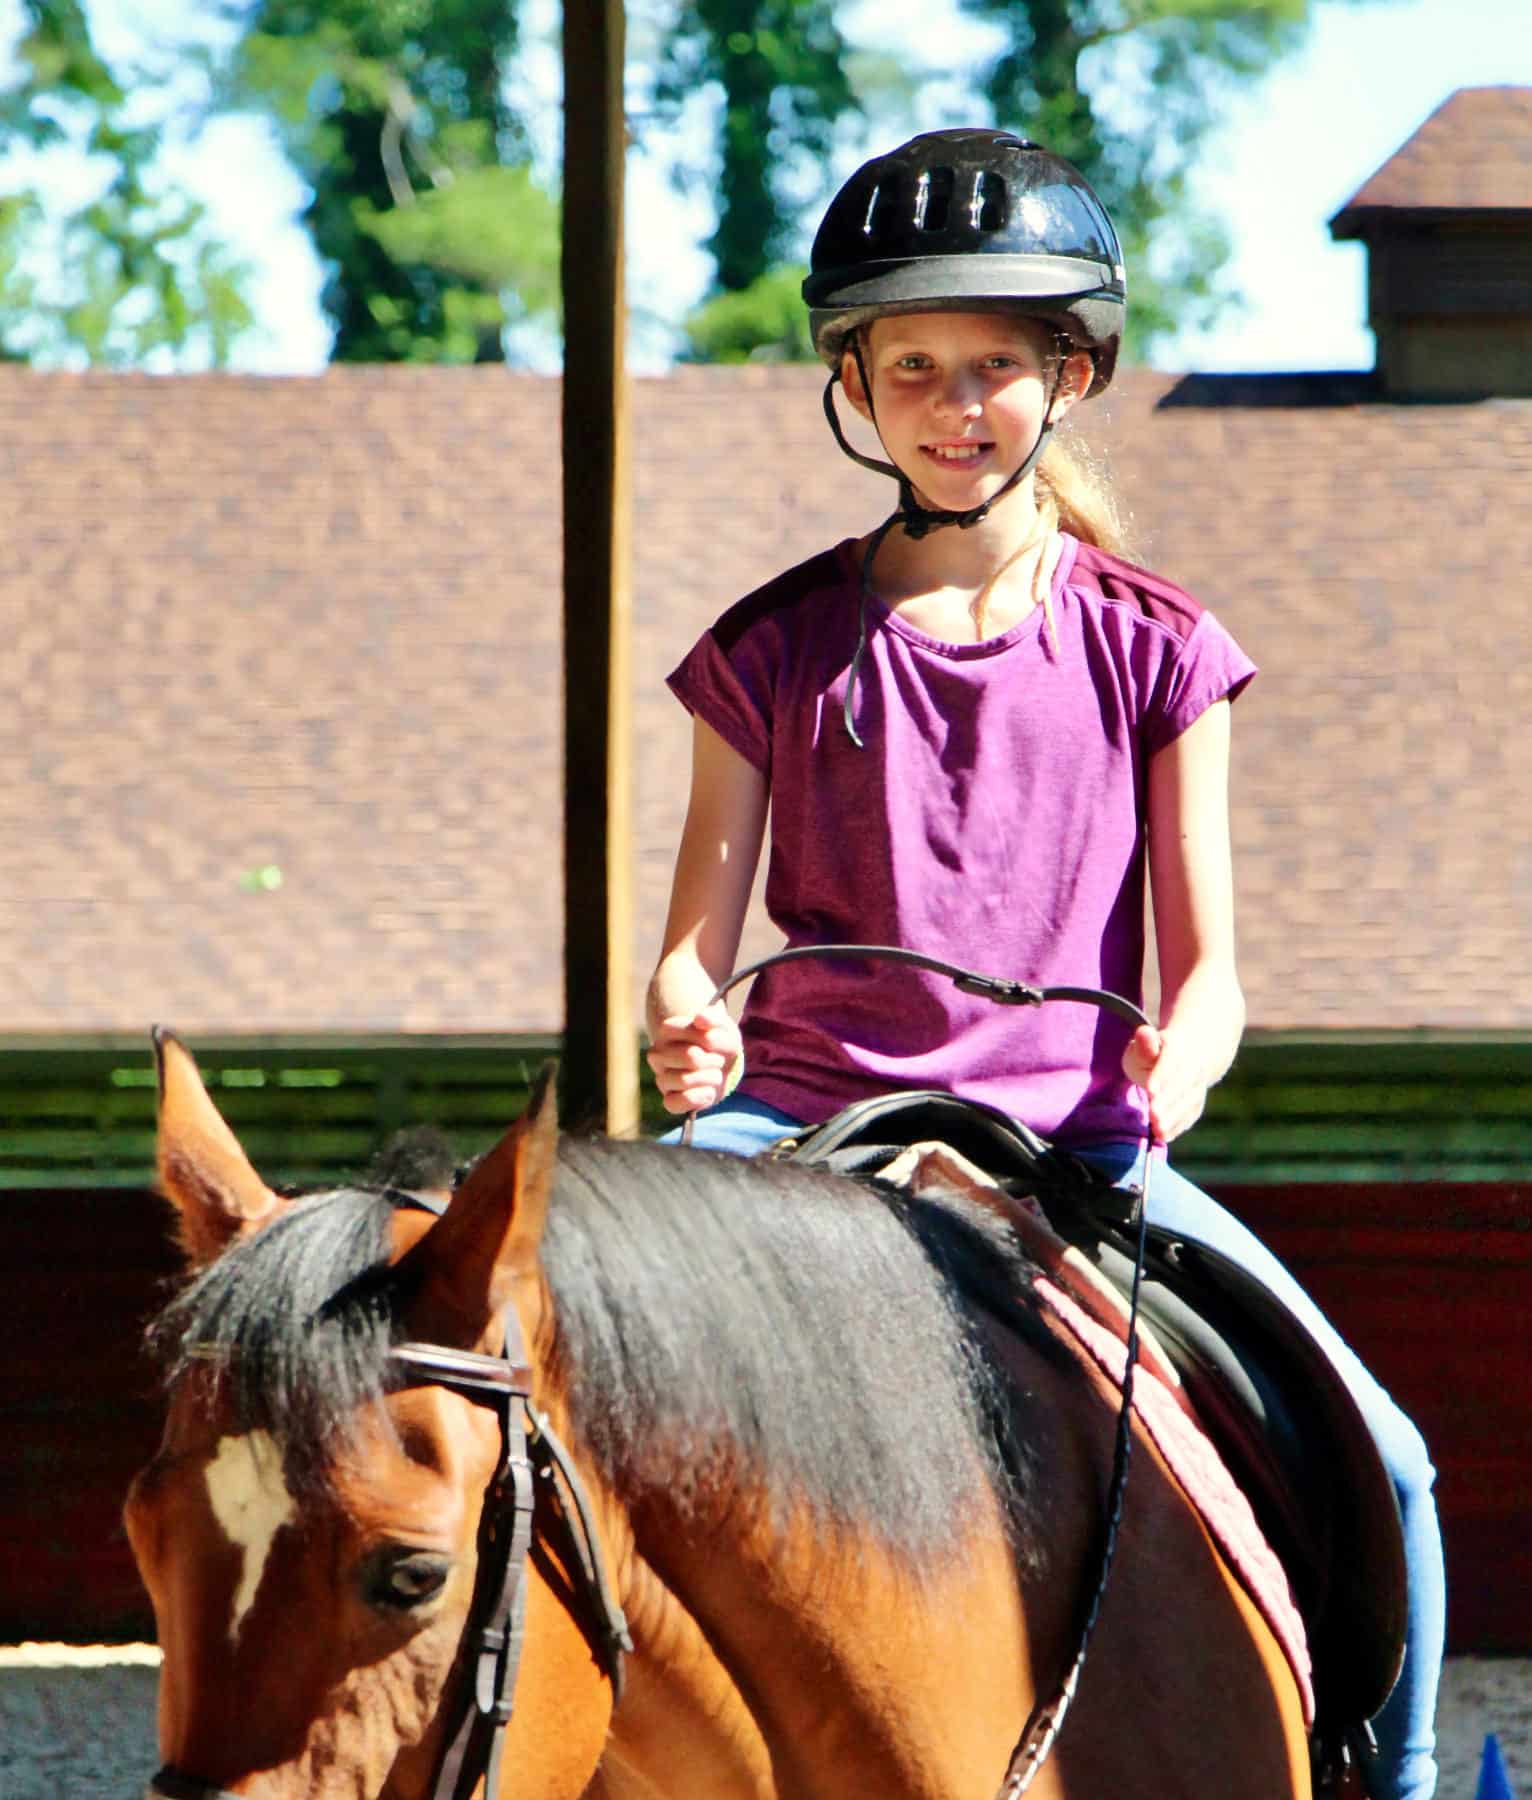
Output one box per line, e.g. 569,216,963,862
831,337,1071,750
822,333,1064,540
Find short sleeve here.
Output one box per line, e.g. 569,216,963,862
664,543,857,779
667,626,777,775
1141,611,1257,756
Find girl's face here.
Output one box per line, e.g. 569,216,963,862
842,311,1091,514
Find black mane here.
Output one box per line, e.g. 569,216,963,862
154,1134,1054,1559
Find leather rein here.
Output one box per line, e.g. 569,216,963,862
682,942,1155,1798
148,1188,632,1800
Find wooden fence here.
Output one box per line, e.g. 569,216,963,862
4,1035,1532,1192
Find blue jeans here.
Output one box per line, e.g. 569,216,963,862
668,1099,1443,1800
659,1094,807,1156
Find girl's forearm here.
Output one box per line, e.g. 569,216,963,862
645,948,724,1040
1157,960,1246,1085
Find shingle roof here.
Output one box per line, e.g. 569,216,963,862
1331,86,1532,233
3,357,1530,1039
1083,369,1532,1034
0,368,564,1038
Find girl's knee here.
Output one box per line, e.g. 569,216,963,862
1370,1396,1437,1498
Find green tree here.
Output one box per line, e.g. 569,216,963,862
680,263,816,362
0,1,253,367
653,0,858,297
958,0,1364,355
221,0,557,363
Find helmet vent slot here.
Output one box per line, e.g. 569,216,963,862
1077,191,1115,260
914,166,954,232
972,170,1006,232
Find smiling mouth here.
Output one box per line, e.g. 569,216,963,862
924,442,992,464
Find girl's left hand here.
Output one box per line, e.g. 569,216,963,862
1122,1024,1209,1144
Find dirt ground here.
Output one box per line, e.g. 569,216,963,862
1437,1659,1531,1797
0,1645,1525,1799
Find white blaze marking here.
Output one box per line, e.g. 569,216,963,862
204,1431,297,1641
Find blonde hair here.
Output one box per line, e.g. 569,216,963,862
1036,423,1129,557
1019,331,1135,649
978,424,1129,650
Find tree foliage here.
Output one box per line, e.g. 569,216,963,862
220,0,557,362
669,0,1369,364
0,0,253,367
681,263,816,362
0,0,1382,372
957,0,1326,354
652,0,858,295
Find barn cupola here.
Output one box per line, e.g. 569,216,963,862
1329,86,1532,399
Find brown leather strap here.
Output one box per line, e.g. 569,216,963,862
412,1314,537,1800
395,1302,631,1800
997,1168,1152,1795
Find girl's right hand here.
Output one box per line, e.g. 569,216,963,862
645,1004,743,1114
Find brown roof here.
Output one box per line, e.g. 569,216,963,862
1331,86,1532,235
3,355,1531,1040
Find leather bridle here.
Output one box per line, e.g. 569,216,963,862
153,949,1151,1800
147,1192,632,1800
387,1320,633,1800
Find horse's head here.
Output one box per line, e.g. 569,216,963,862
125,1032,620,1799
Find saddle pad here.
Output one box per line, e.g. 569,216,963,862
1035,1275,1316,1727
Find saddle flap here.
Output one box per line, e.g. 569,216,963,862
1080,1225,1409,1733
785,1090,1408,1741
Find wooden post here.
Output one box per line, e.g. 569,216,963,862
561,0,638,1135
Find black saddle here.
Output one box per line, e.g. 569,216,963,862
780,1089,1408,1757
770,1087,1137,1223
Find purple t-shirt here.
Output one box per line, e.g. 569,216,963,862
667,533,1255,1145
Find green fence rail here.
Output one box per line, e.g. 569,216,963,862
1,1031,1529,1189
1177,1034,1532,1184
0,1037,676,1191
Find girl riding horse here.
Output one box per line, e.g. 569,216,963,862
646,128,1443,1800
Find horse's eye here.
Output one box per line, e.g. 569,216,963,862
364,1549,452,1612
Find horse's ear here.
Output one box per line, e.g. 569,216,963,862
153,1027,281,1266
404,1063,559,1344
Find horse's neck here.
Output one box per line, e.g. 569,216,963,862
604,1493,1039,1800
600,1552,776,1797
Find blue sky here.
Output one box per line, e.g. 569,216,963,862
1153,0,1532,373
4,0,1531,375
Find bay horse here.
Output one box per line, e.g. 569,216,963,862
127,1030,1312,1798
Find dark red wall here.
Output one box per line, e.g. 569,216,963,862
0,1187,179,1640
1224,1181,1531,1654
1,1181,1525,1650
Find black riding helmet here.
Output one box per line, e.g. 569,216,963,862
804,127,1126,394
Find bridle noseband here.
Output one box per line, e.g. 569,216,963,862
149,1191,632,1800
